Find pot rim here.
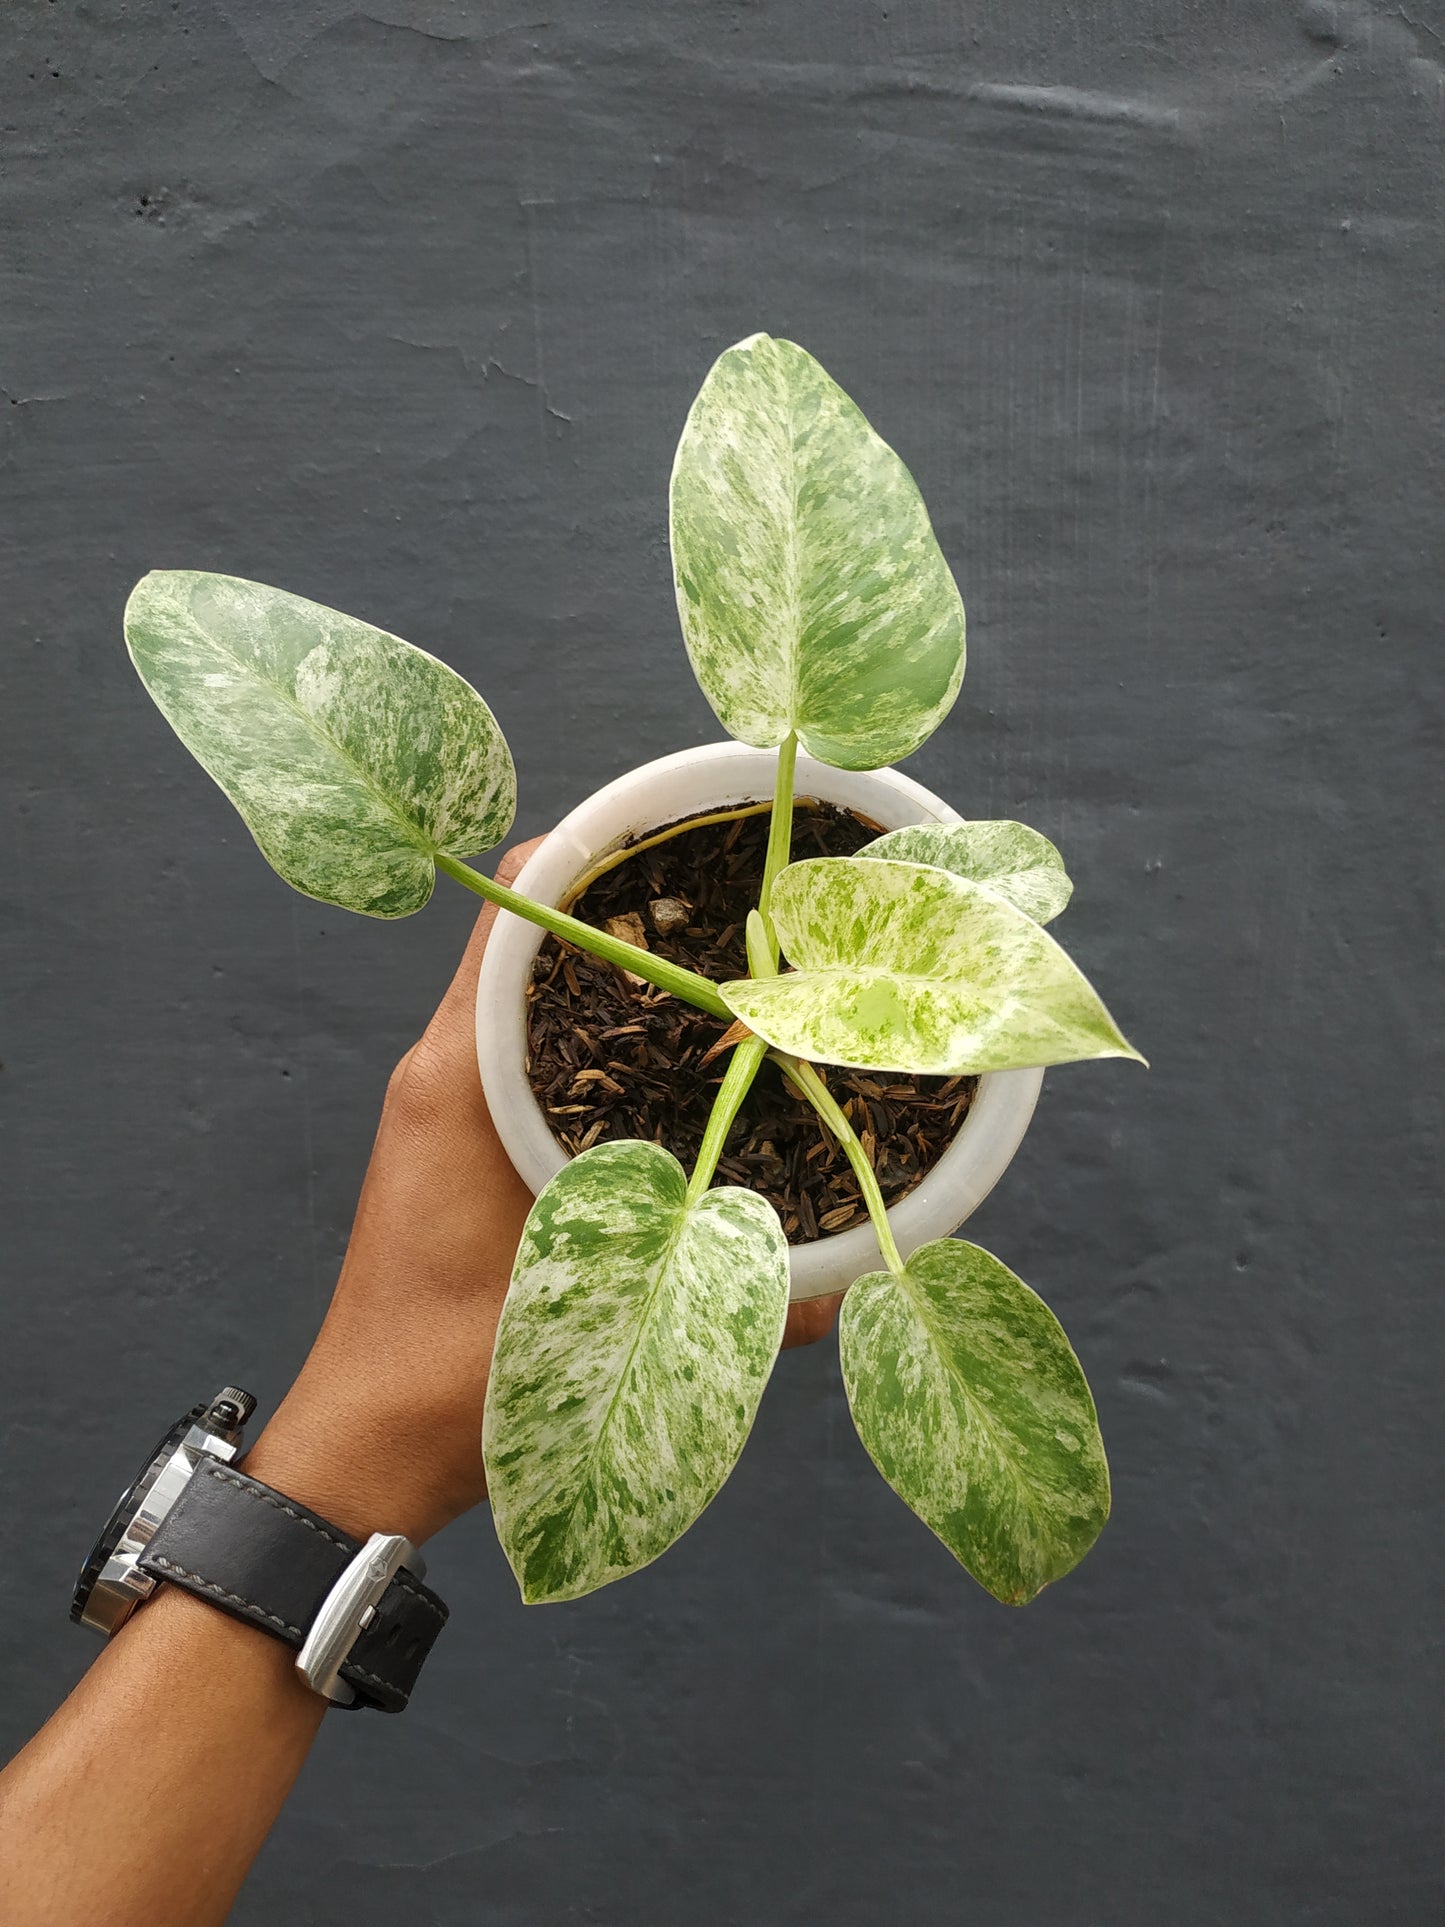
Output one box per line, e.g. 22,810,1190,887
475,742,1042,1301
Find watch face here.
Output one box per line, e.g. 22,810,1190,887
70,1405,207,1624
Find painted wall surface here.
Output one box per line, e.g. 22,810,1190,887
2,3,1440,1920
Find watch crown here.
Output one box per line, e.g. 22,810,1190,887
209,1386,258,1432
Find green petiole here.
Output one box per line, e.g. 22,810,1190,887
744,908,773,981
685,1032,770,1203
436,852,731,1020
755,729,797,967
685,733,798,1200
774,1052,906,1276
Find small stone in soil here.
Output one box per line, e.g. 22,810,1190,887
648,897,692,935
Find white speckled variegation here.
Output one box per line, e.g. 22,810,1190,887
719,857,1142,1075
482,1139,791,1604
124,571,516,917
859,821,1073,924
669,334,966,771
839,1239,1110,1604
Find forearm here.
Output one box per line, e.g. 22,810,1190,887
0,1413,423,1927
0,860,539,1924
0,1582,324,1927
0,841,838,1924
0,980,525,1924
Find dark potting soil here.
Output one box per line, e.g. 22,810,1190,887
525,801,976,1245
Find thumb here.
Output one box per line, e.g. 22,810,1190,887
432,834,549,1040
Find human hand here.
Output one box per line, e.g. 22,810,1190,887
0,834,846,1927
244,838,841,1548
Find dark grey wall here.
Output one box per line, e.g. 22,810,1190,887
3,2,1440,1921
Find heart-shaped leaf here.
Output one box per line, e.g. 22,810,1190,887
125,571,516,917
482,1139,790,1604
859,821,1072,924
669,334,966,770
840,1240,1109,1604
719,857,1141,1075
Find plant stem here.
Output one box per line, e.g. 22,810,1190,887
756,730,798,967
435,852,731,1020
685,1032,770,1203
774,1053,906,1276
680,739,800,1205
744,909,773,982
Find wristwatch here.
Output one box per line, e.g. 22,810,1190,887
71,1387,447,1712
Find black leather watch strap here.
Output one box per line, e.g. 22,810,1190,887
138,1460,447,1712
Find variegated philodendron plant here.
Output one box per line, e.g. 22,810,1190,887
125,334,1142,1609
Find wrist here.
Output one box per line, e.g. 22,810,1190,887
241,1378,464,1549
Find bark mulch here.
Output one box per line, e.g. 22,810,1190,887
525,800,975,1244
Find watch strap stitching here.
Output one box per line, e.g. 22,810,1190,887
202,1464,353,1553
346,1662,400,1695
135,1458,448,1712
389,1570,448,1623
144,1554,303,1638
146,1559,400,1708
197,1467,446,1623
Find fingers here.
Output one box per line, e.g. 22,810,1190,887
493,841,542,889
406,835,548,1091
432,835,548,1032
780,1291,843,1349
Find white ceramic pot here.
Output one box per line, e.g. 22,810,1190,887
475,742,1042,1301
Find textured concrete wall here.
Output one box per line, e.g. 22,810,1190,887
2,3,1440,1920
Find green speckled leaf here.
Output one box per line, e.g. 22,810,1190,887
482,1139,790,1604
719,857,1141,1075
669,334,966,770
860,821,1073,924
125,570,515,917
840,1240,1109,1604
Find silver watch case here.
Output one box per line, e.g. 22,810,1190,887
72,1389,255,1637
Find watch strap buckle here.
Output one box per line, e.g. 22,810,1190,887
137,1461,447,1711
296,1532,425,1706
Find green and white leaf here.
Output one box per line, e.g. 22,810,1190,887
669,333,966,771
840,1240,1109,1604
719,857,1141,1075
125,570,516,917
860,821,1073,924
482,1140,790,1604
